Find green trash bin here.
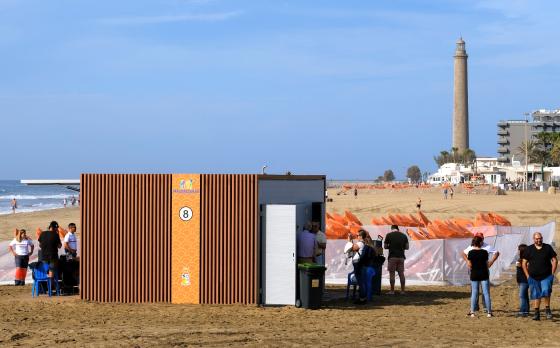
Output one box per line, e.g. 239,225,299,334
297,263,326,309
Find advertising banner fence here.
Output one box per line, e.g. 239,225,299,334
325,222,555,286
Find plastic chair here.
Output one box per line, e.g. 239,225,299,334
346,271,358,300
30,262,59,297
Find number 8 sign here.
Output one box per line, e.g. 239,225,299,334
179,206,193,221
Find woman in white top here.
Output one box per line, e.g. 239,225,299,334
8,229,34,285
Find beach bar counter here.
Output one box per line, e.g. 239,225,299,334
80,174,325,305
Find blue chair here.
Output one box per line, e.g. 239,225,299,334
30,262,59,297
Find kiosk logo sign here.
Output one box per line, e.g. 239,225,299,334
174,178,199,194
181,267,191,286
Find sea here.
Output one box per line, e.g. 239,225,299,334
0,180,78,215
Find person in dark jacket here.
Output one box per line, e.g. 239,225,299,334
38,221,62,281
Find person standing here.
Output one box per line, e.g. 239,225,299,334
461,232,500,312
38,221,62,287
11,198,17,213
516,244,529,317
522,232,558,321
312,222,326,266
450,187,454,199
63,223,78,258
416,197,422,211
297,222,316,264
384,225,409,294
443,187,448,199
8,229,34,285
354,188,358,199
466,236,496,317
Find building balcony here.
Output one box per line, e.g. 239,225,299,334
497,147,509,153
497,156,508,162
497,129,508,136
497,121,507,127
497,138,509,145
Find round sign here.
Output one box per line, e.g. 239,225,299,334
179,206,193,221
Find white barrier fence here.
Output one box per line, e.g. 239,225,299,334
0,222,555,286
0,242,73,285
325,222,556,286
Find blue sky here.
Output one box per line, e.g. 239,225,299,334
1,0,559,179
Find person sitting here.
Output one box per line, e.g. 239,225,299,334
347,230,377,304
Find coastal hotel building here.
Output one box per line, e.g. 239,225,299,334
497,109,560,164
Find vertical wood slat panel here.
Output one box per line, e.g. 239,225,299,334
200,174,258,304
80,174,172,302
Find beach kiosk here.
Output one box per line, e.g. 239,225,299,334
80,174,325,305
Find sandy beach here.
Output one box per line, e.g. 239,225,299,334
0,207,79,241
1,190,559,347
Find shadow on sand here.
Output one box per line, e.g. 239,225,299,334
321,287,470,310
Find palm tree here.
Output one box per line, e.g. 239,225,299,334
516,140,538,163
550,140,560,166
451,147,459,163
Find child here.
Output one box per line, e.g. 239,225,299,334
466,236,496,317
516,244,529,317
8,229,34,285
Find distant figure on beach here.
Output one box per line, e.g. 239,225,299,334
522,232,558,321
466,235,495,318
63,198,67,208
354,188,358,199
416,197,422,211
71,196,76,206
443,187,448,199
11,198,17,213
462,232,500,313
384,225,409,295
8,229,34,285
450,187,454,199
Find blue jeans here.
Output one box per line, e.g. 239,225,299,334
518,282,529,314
471,280,491,313
353,264,369,300
528,275,554,300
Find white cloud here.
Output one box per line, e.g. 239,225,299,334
100,10,243,25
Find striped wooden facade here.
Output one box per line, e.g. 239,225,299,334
80,174,172,303
200,174,258,304
81,174,259,304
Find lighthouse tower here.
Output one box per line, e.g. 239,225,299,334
452,37,469,152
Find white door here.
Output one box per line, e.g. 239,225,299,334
263,204,296,305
